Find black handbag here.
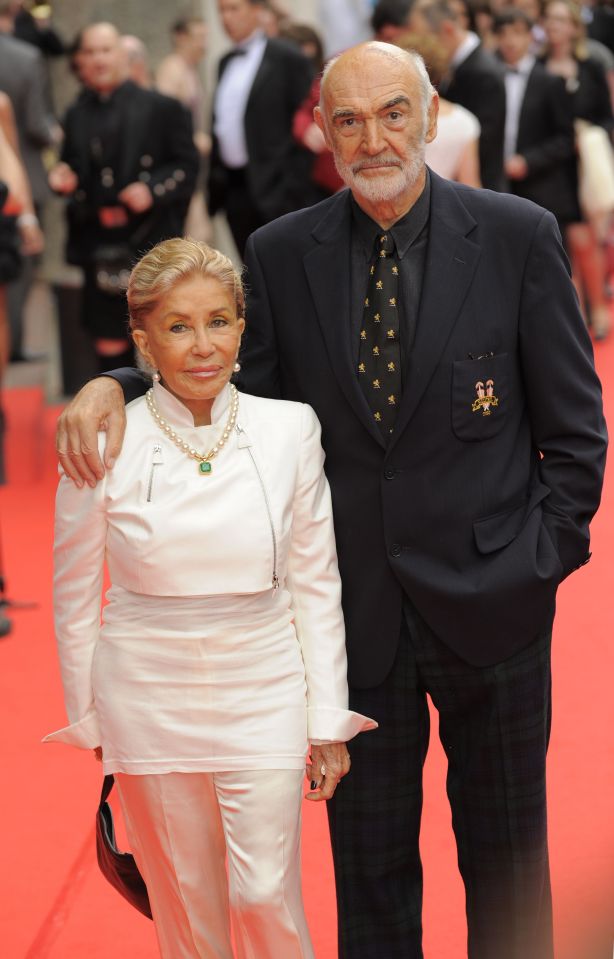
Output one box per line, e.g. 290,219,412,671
96,774,153,919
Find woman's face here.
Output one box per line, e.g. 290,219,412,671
543,2,578,47
133,273,244,425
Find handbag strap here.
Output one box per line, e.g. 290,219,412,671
100,773,115,806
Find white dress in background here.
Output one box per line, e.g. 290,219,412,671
426,103,481,182
46,383,375,773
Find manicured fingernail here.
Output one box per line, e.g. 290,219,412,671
310,780,317,790
107,457,115,468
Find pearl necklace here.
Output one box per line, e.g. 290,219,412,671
145,384,239,474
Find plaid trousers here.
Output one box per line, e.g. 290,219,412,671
328,604,553,959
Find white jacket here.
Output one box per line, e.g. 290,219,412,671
46,384,376,755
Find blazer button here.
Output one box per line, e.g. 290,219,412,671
384,468,395,480
391,543,402,558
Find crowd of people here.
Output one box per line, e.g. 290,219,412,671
0,2,610,958
0,0,613,393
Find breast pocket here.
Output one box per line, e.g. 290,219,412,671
452,353,510,442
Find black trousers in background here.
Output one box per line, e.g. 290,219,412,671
328,604,553,959
222,167,265,261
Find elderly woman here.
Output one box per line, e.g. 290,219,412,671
45,238,376,959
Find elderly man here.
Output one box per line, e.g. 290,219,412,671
56,42,606,959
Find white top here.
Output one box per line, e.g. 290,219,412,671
45,385,376,771
503,54,535,159
450,31,481,70
426,103,481,181
213,30,267,168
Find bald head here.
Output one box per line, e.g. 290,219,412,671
79,22,127,94
314,41,438,218
320,43,433,129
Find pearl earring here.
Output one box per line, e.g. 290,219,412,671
233,361,241,373
152,370,161,382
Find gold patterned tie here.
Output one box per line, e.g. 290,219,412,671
358,233,401,436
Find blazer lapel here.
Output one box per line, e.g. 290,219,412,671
118,84,149,186
246,41,273,114
516,64,538,147
303,191,386,448
390,173,481,445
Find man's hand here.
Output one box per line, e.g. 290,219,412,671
48,161,78,195
118,181,153,214
306,742,350,801
56,378,127,488
504,154,529,180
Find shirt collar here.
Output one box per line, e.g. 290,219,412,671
515,53,535,76
351,169,431,260
451,31,480,69
236,28,266,53
152,379,233,429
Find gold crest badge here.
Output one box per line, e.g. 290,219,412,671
472,379,499,416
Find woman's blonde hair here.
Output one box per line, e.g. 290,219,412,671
127,237,245,331
543,0,588,60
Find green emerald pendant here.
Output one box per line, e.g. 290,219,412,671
199,461,212,474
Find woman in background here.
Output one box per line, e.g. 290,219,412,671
542,0,613,339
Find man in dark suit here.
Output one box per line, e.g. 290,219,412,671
49,22,198,372
55,41,606,959
494,7,578,229
208,0,313,257
410,0,506,190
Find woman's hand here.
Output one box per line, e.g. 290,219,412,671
93,747,103,762
305,742,350,801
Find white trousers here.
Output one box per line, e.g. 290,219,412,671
115,770,314,959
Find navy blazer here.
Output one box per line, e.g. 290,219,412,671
240,173,607,685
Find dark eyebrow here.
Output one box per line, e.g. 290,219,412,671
381,96,410,111
332,108,358,120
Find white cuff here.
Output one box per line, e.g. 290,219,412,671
43,708,101,750
307,706,377,743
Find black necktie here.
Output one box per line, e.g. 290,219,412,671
358,233,402,437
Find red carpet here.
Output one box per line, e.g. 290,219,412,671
1,336,612,957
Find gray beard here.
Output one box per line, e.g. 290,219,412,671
334,143,426,204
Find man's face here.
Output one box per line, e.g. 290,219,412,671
316,50,437,207
217,0,261,44
496,22,533,64
79,24,125,93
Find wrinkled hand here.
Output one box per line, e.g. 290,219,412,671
48,161,78,195
118,181,153,214
56,377,127,487
305,742,350,801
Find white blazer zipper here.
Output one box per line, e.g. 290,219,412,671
238,426,279,589
146,445,163,502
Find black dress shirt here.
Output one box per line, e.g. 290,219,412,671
350,172,431,379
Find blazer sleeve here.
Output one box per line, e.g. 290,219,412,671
285,405,377,743
102,367,151,404
43,452,108,750
240,233,283,398
519,210,608,576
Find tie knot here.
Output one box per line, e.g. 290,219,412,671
377,233,395,256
